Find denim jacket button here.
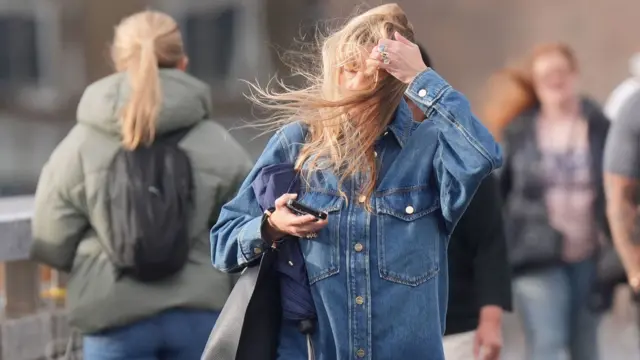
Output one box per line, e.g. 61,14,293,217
356,349,366,358
355,296,364,305
405,205,415,214
354,243,363,252
358,195,366,203
418,89,427,97
253,247,262,255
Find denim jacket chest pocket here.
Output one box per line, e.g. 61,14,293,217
375,187,441,286
298,190,344,284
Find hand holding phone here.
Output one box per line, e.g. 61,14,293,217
263,194,329,241
286,199,328,220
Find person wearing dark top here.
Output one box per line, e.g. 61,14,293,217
444,175,512,360
408,44,512,360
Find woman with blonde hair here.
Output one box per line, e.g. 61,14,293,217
500,43,610,360
211,3,501,359
30,10,252,359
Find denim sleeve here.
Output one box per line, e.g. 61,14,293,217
405,69,503,232
210,129,295,273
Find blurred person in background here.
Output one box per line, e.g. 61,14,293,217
30,10,252,360
500,43,610,360
604,53,640,122
210,3,502,359
408,44,512,360
603,52,640,331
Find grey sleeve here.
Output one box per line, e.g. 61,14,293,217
604,95,640,179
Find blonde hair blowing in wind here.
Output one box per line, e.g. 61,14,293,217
249,3,415,205
111,10,185,150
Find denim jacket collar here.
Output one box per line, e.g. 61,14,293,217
385,99,414,148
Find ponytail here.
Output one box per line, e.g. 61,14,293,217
112,10,184,150
120,39,161,150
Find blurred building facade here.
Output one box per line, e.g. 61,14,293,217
0,0,320,195
2,0,640,195
327,0,640,105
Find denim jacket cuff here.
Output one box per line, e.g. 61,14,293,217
404,69,451,114
237,216,267,263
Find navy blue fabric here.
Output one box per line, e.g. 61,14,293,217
251,164,317,324
251,163,299,210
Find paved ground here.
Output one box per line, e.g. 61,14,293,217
501,288,639,359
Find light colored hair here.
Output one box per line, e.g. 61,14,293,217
481,42,579,140
481,68,537,141
528,42,578,73
111,10,185,150
249,3,415,205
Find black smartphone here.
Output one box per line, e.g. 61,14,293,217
286,199,328,220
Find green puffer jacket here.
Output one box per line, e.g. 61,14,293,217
30,69,253,334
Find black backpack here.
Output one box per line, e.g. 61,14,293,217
106,127,193,282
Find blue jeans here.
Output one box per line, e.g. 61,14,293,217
513,259,600,360
83,309,219,360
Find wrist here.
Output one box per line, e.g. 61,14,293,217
479,305,503,325
267,218,286,240
406,65,429,84
261,209,285,243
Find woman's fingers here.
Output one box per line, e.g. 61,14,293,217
275,193,297,209
377,38,399,54
289,214,318,226
270,194,330,237
294,219,329,237
393,31,414,46
283,214,328,236
302,218,329,231
375,35,426,84
365,58,384,75
368,49,394,75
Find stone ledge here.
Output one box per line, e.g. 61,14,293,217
0,196,34,262
0,310,77,360
0,197,33,223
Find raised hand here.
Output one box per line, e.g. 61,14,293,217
368,31,428,84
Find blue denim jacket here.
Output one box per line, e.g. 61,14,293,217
211,69,502,360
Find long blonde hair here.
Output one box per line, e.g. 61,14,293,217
249,3,414,204
111,10,185,150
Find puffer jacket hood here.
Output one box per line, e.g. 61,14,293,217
77,69,212,136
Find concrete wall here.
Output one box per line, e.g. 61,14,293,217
325,0,640,108
0,0,312,194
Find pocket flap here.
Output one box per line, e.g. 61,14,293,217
376,189,439,221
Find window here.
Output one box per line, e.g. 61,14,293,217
153,0,273,99
0,0,84,111
0,15,39,87
182,6,237,83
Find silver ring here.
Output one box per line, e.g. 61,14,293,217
381,52,390,64
304,232,318,239
378,44,386,52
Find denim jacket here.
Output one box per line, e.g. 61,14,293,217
211,69,502,360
